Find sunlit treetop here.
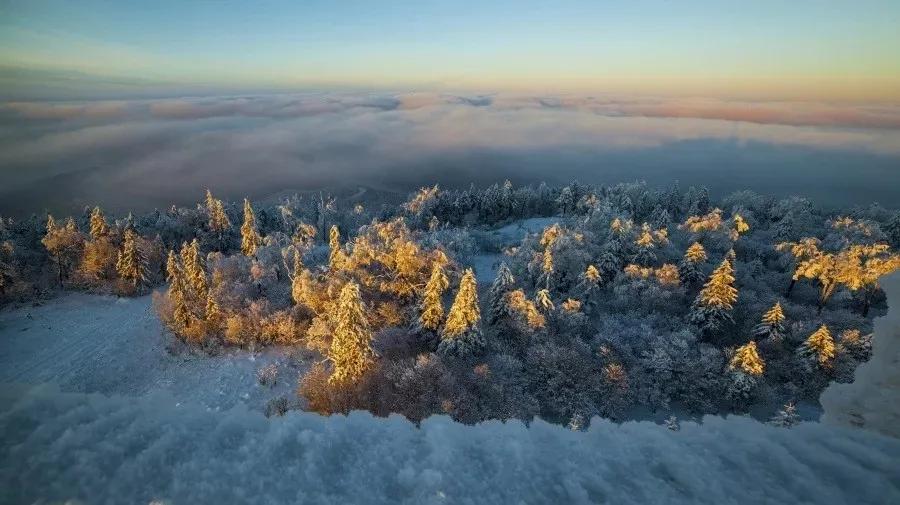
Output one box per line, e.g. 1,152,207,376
730,341,765,376
680,208,724,234
684,242,708,263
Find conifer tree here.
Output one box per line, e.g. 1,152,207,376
205,189,231,247
89,206,109,241
419,261,449,331
798,324,836,367
171,274,191,329
42,215,84,285
438,268,484,357
769,402,800,428
488,262,515,325
240,198,261,256
328,225,345,271
328,282,376,385
116,229,147,289
535,288,554,312
205,291,222,326
679,242,707,285
181,239,208,301
729,341,765,376
165,250,180,283
753,302,786,341
689,258,738,334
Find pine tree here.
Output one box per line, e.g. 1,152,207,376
205,291,222,326
419,261,449,331
535,288,554,311
577,264,602,303
165,249,180,283
328,225,345,271
679,242,707,285
89,206,109,241
181,239,208,301
798,324,836,367
438,268,484,357
689,258,738,334
754,302,786,341
169,267,191,329
240,198,261,256
769,402,800,428
328,282,376,385
729,341,765,376
116,229,147,289
488,262,515,325
205,189,231,247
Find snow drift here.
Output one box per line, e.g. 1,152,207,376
1,383,899,505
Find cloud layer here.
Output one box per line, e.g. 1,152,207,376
1,92,899,216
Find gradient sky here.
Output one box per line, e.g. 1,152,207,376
2,0,899,100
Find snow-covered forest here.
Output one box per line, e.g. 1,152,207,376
2,180,899,426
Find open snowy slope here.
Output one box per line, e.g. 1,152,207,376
0,293,300,413
1,384,898,505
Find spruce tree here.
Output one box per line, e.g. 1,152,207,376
205,189,231,248
89,206,109,241
769,402,800,428
419,261,449,331
488,262,515,325
753,302,786,341
328,225,345,271
535,288,554,312
798,324,835,367
689,258,738,334
328,282,376,385
729,341,765,376
240,198,261,256
116,229,147,289
679,242,707,285
165,249,180,283
438,268,484,357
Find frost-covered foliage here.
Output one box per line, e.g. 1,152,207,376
2,385,899,505
1,181,897,427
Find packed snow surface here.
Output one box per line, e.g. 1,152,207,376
0,293,299,413
2,262,900,504
1,384,899,505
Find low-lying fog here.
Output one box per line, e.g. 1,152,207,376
2,92,899,216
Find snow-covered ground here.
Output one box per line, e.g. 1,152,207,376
471,217,560,282
2,384,898,504
0,293,301,413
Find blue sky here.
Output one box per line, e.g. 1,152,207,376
2,0,899,100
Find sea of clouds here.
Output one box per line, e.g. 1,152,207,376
1,92,899,215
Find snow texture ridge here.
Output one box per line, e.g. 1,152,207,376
1,383,899,505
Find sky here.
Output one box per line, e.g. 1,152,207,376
1,0,899,101
1,2,899,215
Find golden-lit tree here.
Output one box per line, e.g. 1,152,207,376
654,263,680,286
80,208,116,282
418,261,449,331
205,291,222,327
169,270,191,329
754,302,786,341
505,289,545,329
834,243,900,316
328,225,346,271
798,324,836,367
561,298,582,313
679,242,707,285
240,198,261,257
690,258,738,333
42,215,84,285
181,239,208,302
116,228,147,290
729,341,765,376
535,288,554,311
438,268,484,357
205,189,231,247
89,206,110,241
730,214,750,241
679,208,723,234
328,281,376,385
404,185,440,214
165,250,180,283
